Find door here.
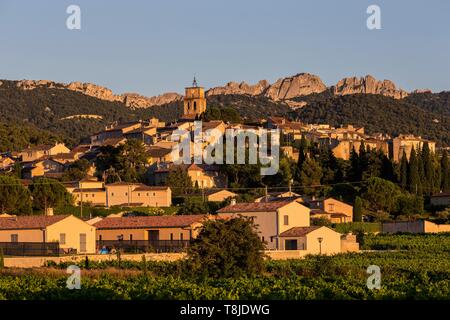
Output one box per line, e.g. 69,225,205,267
79,233,87,253
285,239,298,250
148,230,159,241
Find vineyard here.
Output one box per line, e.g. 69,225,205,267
1,233,450,300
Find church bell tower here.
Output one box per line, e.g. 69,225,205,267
183,77,207,118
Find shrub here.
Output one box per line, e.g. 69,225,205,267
185,217,266,278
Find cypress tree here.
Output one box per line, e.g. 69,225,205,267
399,150,408,189
422,142,434,195
353,196,363,222
408,148,420,195
296,135,307,179
359,141,368,175
417,147,425,195
381,152,396,182
349,147,360,182
441,150,449,191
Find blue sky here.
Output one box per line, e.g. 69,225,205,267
0,0,449,96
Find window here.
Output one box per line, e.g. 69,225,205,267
129,235,133,241
79,233,87,253
125,192,128,196
111,192,114,196
153,192,156,196
180,233,184,241
92,194,94,198
147,193,149,196
99,235,102,241
262,236,265,242
138,193,140,197
60,233,66,245
270,236,273,243
170,233,174,241
11,234,18,242
285,240,298,250
328,204,335,212
283,215,289,226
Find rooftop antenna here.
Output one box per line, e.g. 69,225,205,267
192,76,198,87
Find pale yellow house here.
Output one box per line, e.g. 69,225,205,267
68,177,107,206
278,226,342,254
94,215,207,241
308,197,353,223
0,156,15,170
67,180,172,208
205,189,237,202
392,134,436,162
217,200,311,250
20,143,70,162
105,182,172,207
154,164,225,189
0,215,96,254
22,158,66,179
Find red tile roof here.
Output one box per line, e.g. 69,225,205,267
279,226,321,237
94,215,206,229
0,215,69,230
133,186,170,192
217,200,296,213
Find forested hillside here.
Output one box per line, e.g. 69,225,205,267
290,93,450,146
1,78,449,150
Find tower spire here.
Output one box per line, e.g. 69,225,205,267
192,76,198,87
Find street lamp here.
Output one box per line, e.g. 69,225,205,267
317,237,323,255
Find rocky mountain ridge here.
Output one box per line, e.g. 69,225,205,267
1,73,415,109
0,80,182,108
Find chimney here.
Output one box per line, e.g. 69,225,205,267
230,199,237,206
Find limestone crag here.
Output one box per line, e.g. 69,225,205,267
332,75,408,99
206,80,270,96
264,73,327,101
8,80,181,108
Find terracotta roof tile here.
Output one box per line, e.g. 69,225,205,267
279,226,321,237
0,215,69,230
217,200,296,213
94,215,206,229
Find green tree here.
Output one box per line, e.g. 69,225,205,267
362,177,401,214
353,196,363,222
421,142,434,195
95,140,148,182
399,150,408,189
0,175,32,214
349,147,361,182
165,167,193,196
394,193,424,218
62,159,91,181
408,148,421,195
30,178,73,210
295,135,308,181
299,158,323,186
186,217,266,278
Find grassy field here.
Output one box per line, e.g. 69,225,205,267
0,233,449,300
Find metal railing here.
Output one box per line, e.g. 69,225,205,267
96,240,191,253
0,242,60,257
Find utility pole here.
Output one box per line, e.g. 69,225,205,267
80,187,83,218
127,182,131,207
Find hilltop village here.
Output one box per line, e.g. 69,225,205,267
0,79,449,260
